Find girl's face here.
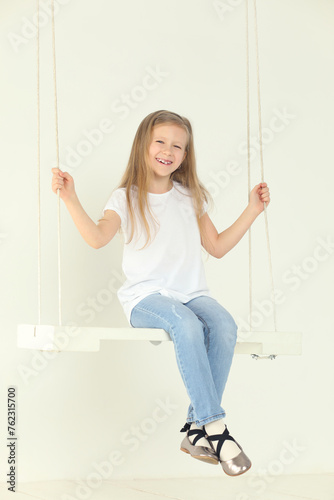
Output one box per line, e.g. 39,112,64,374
148,123,188,182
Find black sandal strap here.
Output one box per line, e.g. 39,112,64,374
187,428,207,446
206,427,239,458
180,423,208,446
180,422,191,433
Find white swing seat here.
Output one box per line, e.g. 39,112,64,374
17,324,302,356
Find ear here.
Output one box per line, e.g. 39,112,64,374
183,151,187,161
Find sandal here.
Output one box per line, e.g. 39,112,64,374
203,424,252,476
180,423,219,465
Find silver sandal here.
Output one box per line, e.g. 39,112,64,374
180,423,219,465
203,425,252,476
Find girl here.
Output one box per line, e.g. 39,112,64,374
51,110,270,476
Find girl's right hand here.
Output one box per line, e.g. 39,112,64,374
51,168,75,202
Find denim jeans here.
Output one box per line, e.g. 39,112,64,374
130,293,238,426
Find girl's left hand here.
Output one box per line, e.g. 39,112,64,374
249,182,270,215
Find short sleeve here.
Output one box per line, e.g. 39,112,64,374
102,188,127,228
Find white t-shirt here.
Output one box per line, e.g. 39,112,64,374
102,180,212,325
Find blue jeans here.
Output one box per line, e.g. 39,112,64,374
130,293,238,426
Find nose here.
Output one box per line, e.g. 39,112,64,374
162,144,172,156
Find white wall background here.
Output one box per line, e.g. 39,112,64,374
1,0,334,491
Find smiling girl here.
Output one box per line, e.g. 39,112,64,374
51,110,270,476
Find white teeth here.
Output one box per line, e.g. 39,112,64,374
157,158,172,165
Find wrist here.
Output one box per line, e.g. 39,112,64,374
64,191,79,208
246,203,261,220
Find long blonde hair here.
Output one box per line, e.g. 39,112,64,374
115,110,213,251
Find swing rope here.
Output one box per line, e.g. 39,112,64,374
51,0,63,326
36,0,41,325
246,0,253,331
246,0,277,332
36,0,62,326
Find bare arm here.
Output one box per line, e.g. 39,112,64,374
51,168,121,249
201,183,270,259
64,194,121,249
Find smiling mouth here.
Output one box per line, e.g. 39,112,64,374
156,158,173,165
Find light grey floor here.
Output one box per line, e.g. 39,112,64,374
1,474,333,500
